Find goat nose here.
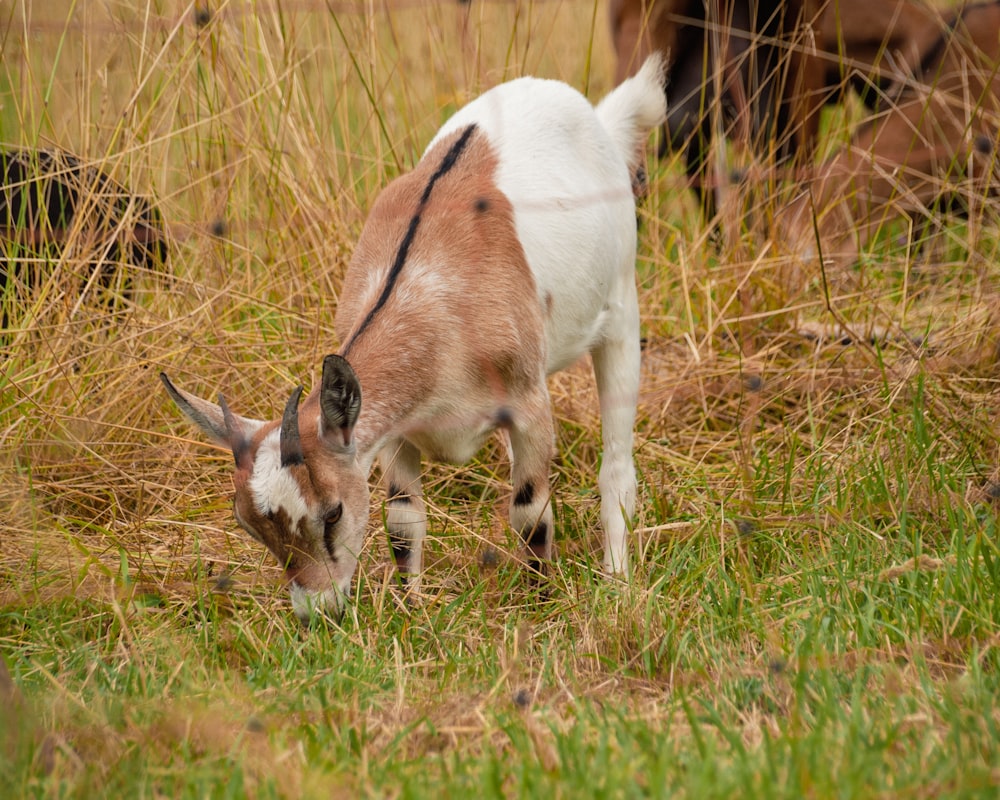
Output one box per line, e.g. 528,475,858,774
289,581,344,628
294,607,314,628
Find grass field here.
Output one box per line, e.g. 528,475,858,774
3,0,1000,796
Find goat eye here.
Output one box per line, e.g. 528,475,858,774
323,503,343,557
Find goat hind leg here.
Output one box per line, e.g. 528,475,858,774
591,294,640,577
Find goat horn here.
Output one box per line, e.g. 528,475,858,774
280,386,305,467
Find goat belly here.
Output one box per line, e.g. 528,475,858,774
404,423,496,465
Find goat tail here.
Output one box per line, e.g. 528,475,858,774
595,52,668,180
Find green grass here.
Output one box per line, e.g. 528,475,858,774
3,0,1000,797
3,526,1000,797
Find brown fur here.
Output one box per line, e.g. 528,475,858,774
779,1,1000,266
609,0,952,211
819,0,946,90
336,127,544,456
611,0,824,214
610,0,689,86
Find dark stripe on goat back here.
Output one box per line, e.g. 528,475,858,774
342,124,478,356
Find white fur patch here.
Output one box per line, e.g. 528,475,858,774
249,429,310,526
289,582,345,622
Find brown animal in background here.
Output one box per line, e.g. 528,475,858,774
611,0,824,216
0,147,168,317
778,1,1000,267
610,0,952,216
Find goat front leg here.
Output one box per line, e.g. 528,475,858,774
591,291,640,577
507,385,556,573
379,439,426,593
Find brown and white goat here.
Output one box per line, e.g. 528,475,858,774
161,55,667,623
777,0,1000,268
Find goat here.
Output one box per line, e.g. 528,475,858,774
1,147,168,317
610,0,951,217
611,0,824,217
776,0,1000,268
161,55,668,624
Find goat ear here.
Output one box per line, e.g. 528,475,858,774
160,373,262,468
319,355,361,449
